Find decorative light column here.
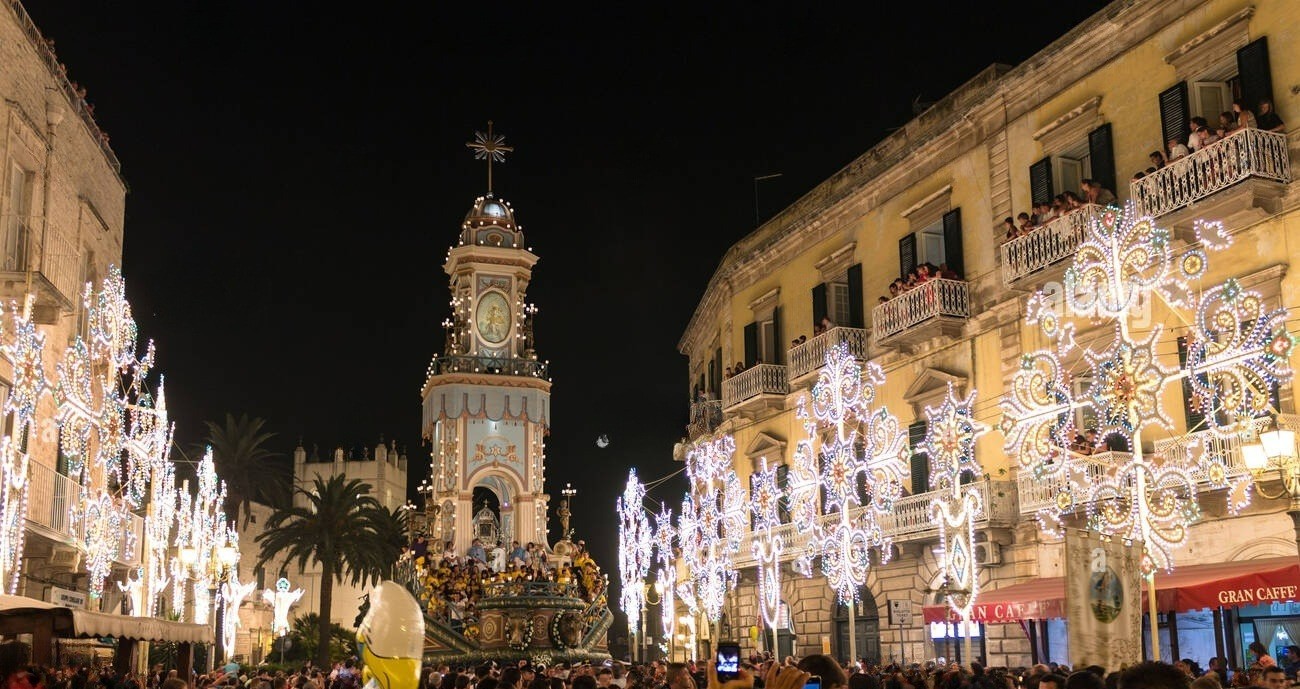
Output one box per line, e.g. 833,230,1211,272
652,503,677,659
617,469,652,662
1000,208,1295,660
792,343,907,661
0,297,47,594
749,457,786,655
681,436,744,644
923,386,988,666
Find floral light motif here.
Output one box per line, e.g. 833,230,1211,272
617,469,652,636
0,298,46,593
749,457,785,631
652,503,677,644
680,435,743,623
794,342,906,606
1001,206,1295,572
923,386,987,619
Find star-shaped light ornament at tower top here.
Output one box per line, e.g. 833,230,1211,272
466,120,514,193
923,385,988,619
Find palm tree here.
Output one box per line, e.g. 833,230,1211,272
204,413,287,526
255,474,402,669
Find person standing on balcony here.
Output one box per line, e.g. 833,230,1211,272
1017,212,1034,235
1257,99,1285,133
1080,181,1113,207
1149,150,1167,169
1167,138,1190,161
1232,99,1257,130
1188,117,1215,151
1217,111,1238,138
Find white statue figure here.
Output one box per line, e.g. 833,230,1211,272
221,575,257,659
489,542,506,573
262,577,304,636
116,567,145,616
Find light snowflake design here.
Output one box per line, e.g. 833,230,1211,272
617,469,653,634
749,457,786,630
923,386,988,619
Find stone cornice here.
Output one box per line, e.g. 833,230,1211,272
680,0,1196,355
420,372,551,399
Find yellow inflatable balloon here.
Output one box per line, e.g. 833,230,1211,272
358,581,426,689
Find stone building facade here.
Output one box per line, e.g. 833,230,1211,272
0,0,132,607
673,0,1300,669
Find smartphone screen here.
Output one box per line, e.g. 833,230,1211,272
805,676,822,689
716,643,741,682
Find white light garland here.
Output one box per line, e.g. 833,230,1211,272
749,457,785,631
0,297,47,593
652,503,676,644
616,469,652,635
1001,206,1295,573
923,386,987,620
680,435,743,623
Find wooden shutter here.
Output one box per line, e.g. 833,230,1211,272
743,322,758,368
770,306,783,365
1088,123,1117,200
847,263,864,328
898,233,917,279
1177,336,1206,433
712,347,723,394
1159,82,1191,151
812,283,828,330
941,209,964,279
776,464,791,524
1237,37,1273,111
1030,157,1054,205
908,420,929,494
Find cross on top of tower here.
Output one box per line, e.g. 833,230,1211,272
466,120,514,193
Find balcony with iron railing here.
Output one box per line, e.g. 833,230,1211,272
721,364,788,414
428,353,549,379
871,278,970,349
787,327,870,386
1130,127,1291,225
0,216,82,324
732,479,1017,567
1000,204,1103,288
26,459,142,566
686,398,723,441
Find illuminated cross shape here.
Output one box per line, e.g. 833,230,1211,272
466,121,514,193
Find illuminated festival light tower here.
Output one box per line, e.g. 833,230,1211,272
681,435,744,636
652,503,677,657
922,386,988,666
749,457,786,655
0,297,47,593
1000,207,1295,660
792,342,907,660
617,469,652,661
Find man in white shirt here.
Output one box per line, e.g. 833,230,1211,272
1167,138,1190,161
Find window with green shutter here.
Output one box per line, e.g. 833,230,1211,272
908,420,929,494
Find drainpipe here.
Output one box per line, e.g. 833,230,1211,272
39,91,64,296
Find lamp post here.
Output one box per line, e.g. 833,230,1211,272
180,541,239,671
1242,420,1300,548
642,579,662,662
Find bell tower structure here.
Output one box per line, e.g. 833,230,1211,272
421,124,551,556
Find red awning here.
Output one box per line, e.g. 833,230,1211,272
922,556,1300,624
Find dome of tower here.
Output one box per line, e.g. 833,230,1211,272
462,193,517,230
459,193,525,248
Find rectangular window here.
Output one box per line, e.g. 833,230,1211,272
775,464,790,524
758,319,775,364
909,420,929,494
828,282,851,328
3,164,34,271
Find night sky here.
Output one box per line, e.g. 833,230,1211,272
26,1,1109,627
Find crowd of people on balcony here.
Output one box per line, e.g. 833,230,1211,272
877,263,962,307
998,180,1118,246
400,534,607,639
1134,97,1286,184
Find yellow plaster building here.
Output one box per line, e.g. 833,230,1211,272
675,0,1300,669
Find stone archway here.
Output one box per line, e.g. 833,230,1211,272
834,586,881,663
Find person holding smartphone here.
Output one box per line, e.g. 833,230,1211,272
705,659,811,689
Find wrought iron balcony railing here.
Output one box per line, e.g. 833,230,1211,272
429,354,548,378
26,459,141,565
1130,127,1290,218
1000,204,1102,287
722,364,788,410
787,327,869,383
872,278,970,345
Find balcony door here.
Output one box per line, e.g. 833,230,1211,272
3,163,34,271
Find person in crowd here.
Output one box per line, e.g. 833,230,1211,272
467,538,487,565
1017,212,1034,235
1067,671,1105,689
1167,138,1190,161
1232,99,1257,130
1249,641,1276,668
1080,180,1114,206
1001,217,1019,242
1119,663,1191,689
734,361,746,374
795,656,845,689
1188,678,1218,689
1201,658,1227,687
1064,190,1086,209
1217,111,1237,138
1188,117,1215,151
664,665,693,689
1256,99,1285,133
1040,675,1067,689
723,366,733,380
1258,667,1285,689
1149,150,1167,169
1033,200,1054,225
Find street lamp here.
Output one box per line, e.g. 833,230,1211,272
1243,420,1300,548
180,541,239,670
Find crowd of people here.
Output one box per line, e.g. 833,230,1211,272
878,263,962,306
999,178,1118,247
1132,98,1286,184
398,534,608,639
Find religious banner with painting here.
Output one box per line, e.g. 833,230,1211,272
1065,530,1141,669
